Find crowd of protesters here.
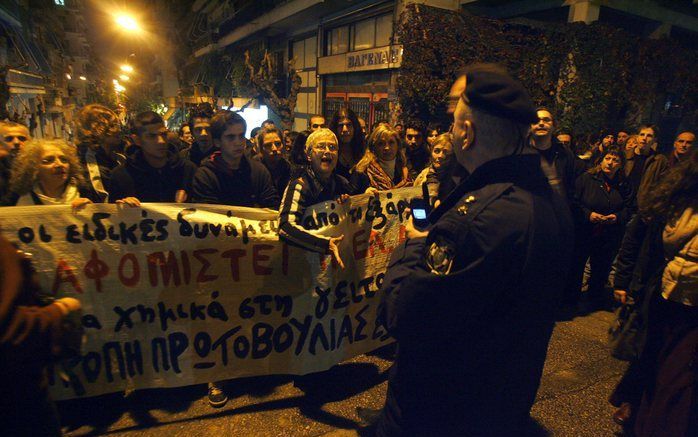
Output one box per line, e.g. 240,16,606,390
0,87,695,436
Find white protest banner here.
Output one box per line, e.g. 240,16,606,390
0,188,418,400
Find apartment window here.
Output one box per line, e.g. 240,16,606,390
293,40,305,68
304,37,317,68
375,14,393,47
350,14,393,51
326,26,349,55
293,36,317,69
352,19,375,51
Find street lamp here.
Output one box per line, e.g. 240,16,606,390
119,74,130,81
115,14,140,32
120,65,134,73
79,76,87,81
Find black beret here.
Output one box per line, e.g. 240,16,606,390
461,63,538,125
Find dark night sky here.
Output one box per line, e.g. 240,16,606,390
82,0,174,75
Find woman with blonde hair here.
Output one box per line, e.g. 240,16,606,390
414,133,457,207
11,139,95,208
352,123,410,192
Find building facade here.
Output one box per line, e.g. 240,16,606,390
0,0,95,139
189,0,698,132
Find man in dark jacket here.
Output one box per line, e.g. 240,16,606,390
404,122,430,179
180,104,217,167
191,110,279,208
190,110,279,408
373,64,573,436
109,111,197,205
257,125,292,200
626,124,659,197
530,107,579,203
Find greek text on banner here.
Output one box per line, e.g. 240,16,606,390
0,188,418,400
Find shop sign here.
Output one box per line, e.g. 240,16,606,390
347,45,402,71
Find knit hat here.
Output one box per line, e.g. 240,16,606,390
305,128,338,155
462,63,538,125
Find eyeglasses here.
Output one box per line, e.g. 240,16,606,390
4,135,27,142
313,143,338,152
311,123,325,129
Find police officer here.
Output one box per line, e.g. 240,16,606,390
372,64,573,436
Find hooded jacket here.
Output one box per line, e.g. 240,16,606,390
191,152,279,208
180,141,218,167
109,150,197,203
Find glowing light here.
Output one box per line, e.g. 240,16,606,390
79,75,87,81
66,73,72,80
115,14,140,32
119,74,130,81
120,65,134,73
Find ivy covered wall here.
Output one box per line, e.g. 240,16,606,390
396,4,698,140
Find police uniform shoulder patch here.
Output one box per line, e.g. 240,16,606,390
426,235,456,276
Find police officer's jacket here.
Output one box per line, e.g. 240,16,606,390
377,153,574,437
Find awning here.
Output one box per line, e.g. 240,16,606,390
8,86,45,95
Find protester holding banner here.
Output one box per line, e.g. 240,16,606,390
279,128,353,269
0,236,82,436
189,109,279,407
10,139,96,208
190,110,279,208
109,111,197,205
76,104,125,203
372,64,573,436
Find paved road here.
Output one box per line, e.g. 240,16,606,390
60,309,628,436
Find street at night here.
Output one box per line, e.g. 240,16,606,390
57,309,627,436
